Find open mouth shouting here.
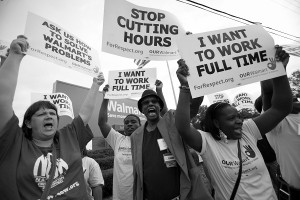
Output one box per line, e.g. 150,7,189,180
43,121,54,131
147,107,158,117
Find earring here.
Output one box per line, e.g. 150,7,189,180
219,130,228,144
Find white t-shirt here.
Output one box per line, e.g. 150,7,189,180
200,119,277,200
266,113,300,189
106,128,133,200
82,156,104,200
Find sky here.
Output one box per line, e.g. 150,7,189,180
0,0,300,123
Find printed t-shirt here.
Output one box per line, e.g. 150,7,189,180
200,119,277,200
142,127,180,200
82,156,104,200
266,113,300,189
105,128,133,200
0,114,93,200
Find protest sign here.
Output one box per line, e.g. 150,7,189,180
176,25,286,98
105,68,156,99
0,39,10,56
233,92,254,110
102,0,185,60
283,44,300,57
207,92,231,104
25,12,101,77
31,92,74,118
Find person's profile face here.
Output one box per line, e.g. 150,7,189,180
215,106,243,140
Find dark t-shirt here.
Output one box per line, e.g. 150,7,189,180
142,126,180,200
0,114,93,200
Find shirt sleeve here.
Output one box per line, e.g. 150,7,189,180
243,119,262,141
105,128,121,150
199,130,208,155
0,114,22,160
59,115,93,151
88,158,104,187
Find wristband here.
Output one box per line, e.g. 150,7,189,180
179,85,190,90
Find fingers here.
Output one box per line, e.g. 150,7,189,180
103,84,109,92
275,45,290,69
10,35,29,55
155,79,162,86
177,59,186,66
17,35,27,40
177,62,189,76
94,72,105,85
275,45,289,61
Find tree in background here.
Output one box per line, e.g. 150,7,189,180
191,104,260,130
191,105,207,129
238,108,260,119
288,70,300,98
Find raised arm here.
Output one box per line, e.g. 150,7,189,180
0,36,28,133
92,186,103,200
155,79,168,116
97,84,111,138
79,72,105,125
260,78,273,112
175,59,203,152
254,46,293,134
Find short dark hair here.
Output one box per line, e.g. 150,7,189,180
254,96,263,113
201,102,230,140
124,114,141,125
21,101,59,140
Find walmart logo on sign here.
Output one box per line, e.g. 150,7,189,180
267,57,277,70
108,100,142,115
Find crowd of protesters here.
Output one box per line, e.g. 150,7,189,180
0,35,299,200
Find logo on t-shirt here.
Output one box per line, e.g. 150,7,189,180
33,153,68,190
243,145,256,158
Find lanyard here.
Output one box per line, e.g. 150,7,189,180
40,143,57,200
229,140,242,200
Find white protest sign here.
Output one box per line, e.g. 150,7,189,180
207,92,231,104
102,0,185,61
105,68,156,99
0,39,10,56
282,44,300,57
233,92,254,110
176,25,286,98
25,12,101,77
31,92,74,118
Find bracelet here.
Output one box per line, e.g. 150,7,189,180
179,85,190,90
